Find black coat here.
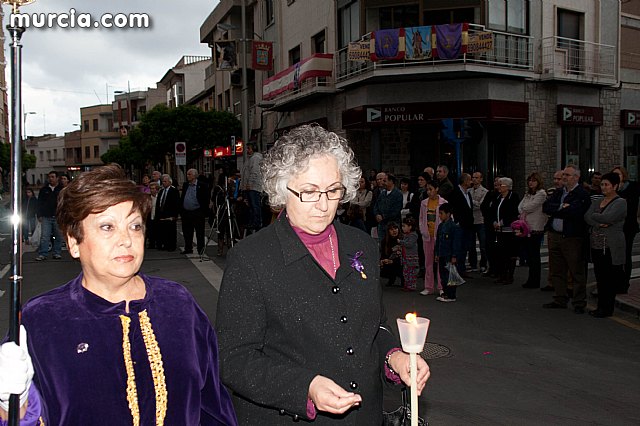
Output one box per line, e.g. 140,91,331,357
216,214,398,425
155,185,180,219
487,191,520,229
448,186,474,229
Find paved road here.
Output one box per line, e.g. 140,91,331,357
1,225,639,425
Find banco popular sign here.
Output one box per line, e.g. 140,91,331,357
366,106,425,124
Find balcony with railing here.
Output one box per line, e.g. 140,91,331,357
336,24,534,87
262,53,335,108
540,36,616,84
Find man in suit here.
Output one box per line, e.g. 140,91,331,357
373,173,403,242
448,173,474,277
156,174,180,251
180,168,210,255
543,165,591,313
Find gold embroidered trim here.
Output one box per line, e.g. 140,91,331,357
139,310,168,426
120,315,140,426
120,310,167,425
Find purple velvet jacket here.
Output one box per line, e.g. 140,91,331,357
18,272,237,425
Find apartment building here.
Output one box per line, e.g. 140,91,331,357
201,0,637,188
25,134,66,186
158,55,212,109
112,86,165,134
79,104,120,168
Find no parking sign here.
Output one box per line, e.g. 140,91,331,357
175,142,186,166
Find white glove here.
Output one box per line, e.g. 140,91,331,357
0,325,34,410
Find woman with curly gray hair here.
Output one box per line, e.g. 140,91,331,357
217,124,430,425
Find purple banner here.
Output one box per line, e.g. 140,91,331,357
372,28,404,61
435,24,463,59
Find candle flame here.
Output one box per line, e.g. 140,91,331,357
405,312,417,324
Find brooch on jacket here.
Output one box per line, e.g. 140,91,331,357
349,251,367,279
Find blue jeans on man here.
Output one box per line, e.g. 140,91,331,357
246,190,262,231
38,216,63,257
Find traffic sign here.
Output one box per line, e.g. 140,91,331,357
175,142,186,166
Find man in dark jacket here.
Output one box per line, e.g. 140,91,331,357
180,168,210,255
35,171,63,261
156,174,180,251
448,173,474,277
373,173,403,242
542,165,591,313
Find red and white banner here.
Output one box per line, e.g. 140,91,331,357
262,53,333,101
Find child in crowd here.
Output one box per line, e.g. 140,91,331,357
380,221,402,287
435,203,463,302
419,180,447,296
398,217,419,291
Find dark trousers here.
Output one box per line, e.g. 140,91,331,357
469,223,487,269
548,232,587,308
458,227,475,274
157,218,177,251
622,231,636,293
181,209,205,253
485,226,497,273
523,232,544,287
381,259,403,286
591,247,622,316
146,218,158,248
439,258,457,299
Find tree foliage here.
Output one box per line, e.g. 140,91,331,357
0,143,37,174
102,105,242,169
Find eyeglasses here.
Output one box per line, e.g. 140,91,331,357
287,186,345,202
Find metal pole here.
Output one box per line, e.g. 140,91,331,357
7,22,24,426
241,0,249,163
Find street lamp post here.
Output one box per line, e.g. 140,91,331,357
241,0,249,164
23,110,35,140
2,0,36,423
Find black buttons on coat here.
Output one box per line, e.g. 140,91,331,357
340,315,348,323
346,347,354,355
332,286,340,294
350,381,358,390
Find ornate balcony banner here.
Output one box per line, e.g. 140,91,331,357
252,40,273,71
348,41,371,62
370,28,405,61
262,53,334,100
404,26,432,60
215,40,238,70
432,23,469,59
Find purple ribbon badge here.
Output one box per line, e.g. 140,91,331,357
349,251,367,280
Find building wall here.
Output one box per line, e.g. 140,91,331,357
26,135,66,186
80,104,120,166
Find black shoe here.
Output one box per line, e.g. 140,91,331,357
589,310,611,318
522,282,538,288
461,273,474,280
541,286,554,292
543,302,567,309
180,250,193,255
567,289,574,298
574,306,585,314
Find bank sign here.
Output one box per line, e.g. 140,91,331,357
366,106,426,124
621,110,640,129
557,105,603,126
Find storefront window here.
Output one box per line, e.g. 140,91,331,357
624,132,640,181
561,126,595,176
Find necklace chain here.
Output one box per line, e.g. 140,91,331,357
328,232,337,274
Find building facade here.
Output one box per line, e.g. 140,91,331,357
25,134,66,186
79,104,120,168
201,0,639,190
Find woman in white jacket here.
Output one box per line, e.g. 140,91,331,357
518,172,548,289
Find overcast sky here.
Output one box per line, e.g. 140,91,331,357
3,0,218,138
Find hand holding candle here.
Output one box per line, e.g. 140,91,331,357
396,313,431,426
